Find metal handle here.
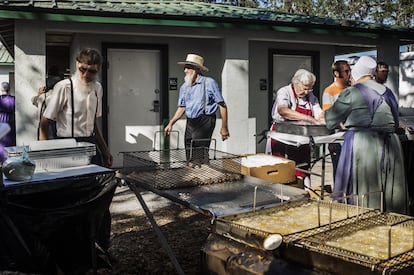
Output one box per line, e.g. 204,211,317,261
253,186,258,211
361,190,384,212
254,129,268,144
154,130,179,150
331,192,361,219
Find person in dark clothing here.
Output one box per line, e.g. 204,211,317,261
0,81,16,147
32,65,64,139
375,61,389,84
322,60,351,185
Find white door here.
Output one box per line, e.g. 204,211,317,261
272,54,313,99
107,48,161,168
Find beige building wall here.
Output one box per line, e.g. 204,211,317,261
12,20,402,155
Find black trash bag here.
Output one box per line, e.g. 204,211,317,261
0,171,116,274
0,210,52,272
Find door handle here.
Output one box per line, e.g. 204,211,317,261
150,100,160,112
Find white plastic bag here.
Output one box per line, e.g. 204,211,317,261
3,147,36,181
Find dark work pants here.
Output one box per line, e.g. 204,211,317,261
328,142,342,185
185,115,216,162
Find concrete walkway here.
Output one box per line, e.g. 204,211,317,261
110,185,172,214
309,155,334,198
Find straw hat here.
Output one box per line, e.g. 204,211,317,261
177,54,209,72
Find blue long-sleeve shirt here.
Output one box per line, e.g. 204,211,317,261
177,75,224,119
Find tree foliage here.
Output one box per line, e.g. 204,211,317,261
205,0,414,28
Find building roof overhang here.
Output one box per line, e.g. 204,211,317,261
0,1,413,57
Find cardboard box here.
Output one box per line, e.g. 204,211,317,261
241,154,296,184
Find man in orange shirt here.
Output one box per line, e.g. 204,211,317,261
322,60,351,183
322,60,351,110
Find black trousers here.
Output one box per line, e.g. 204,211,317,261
185,114,216,162
328,142,342,182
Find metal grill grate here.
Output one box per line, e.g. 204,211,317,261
213,199,377,251
297,212,414,272
121,148,242,190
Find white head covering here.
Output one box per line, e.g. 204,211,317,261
1,82,10,92
351,56,377,81
177,54,209,72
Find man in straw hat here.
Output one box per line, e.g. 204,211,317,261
325,56,408,214
164,53,229,162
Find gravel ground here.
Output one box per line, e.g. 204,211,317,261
106,186,212,275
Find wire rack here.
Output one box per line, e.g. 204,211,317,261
121,148,242,190
213,198,377,251
296,212,414,273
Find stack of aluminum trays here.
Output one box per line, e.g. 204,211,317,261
4,139,96,171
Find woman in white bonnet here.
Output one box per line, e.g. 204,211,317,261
325,56,408,214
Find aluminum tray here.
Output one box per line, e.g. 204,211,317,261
276,121,332,136
5,142,96,171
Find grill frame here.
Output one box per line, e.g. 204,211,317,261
275,121,332,136
121,148,242,190
288,212,414,274
119,148,414,274
213,198,378,251
119,148,309,217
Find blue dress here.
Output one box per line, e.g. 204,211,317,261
325,80,408,214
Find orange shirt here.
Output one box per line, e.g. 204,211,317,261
322,83,343,111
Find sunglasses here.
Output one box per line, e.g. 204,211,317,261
78,66,98,74
184,65,196,70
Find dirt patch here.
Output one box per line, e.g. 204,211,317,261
107,202,211,275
